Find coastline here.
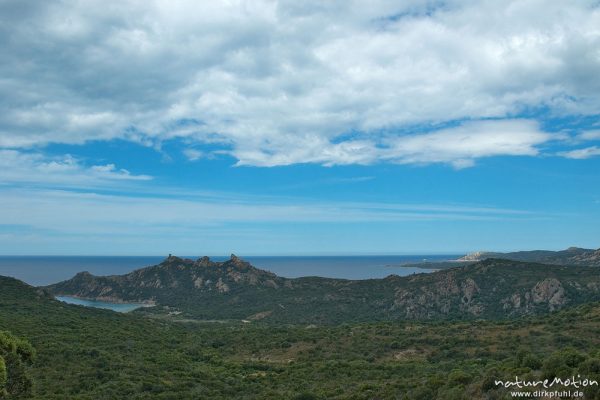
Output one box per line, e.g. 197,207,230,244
55,295,156,312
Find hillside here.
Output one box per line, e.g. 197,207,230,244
457,246,600,266
4,274,600,399
45,255,600,324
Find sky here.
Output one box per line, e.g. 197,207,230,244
0,0,599,255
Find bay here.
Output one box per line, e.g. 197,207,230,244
55,296,150,313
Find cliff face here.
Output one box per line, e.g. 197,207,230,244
457,247,600,266
382,258,600,319
567,248,600,265
45,256,600,324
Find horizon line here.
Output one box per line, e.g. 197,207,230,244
0,246,596,258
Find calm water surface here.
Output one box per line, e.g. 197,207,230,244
0,254,458,286
3,255,458,312
55,296,148,313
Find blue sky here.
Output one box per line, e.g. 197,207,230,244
0,1,599,255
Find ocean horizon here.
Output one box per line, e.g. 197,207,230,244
0,254,459,286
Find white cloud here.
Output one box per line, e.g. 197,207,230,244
0,188,540,238
182,148,204,161
383,119,553,168
579,130,600,141
0,150,151,186
0,1,599,166
230,119,554,167
559,146,600,159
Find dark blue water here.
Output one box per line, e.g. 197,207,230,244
0,255,458,286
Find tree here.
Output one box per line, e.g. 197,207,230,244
0,357,6,394
0,331,35,399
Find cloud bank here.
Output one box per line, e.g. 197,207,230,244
1,0,599,167
0,188,540,238
0,150,151,187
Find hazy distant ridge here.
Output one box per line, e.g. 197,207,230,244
457,246,600,266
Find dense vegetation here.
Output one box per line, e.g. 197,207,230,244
4,274,600,399
0,330,34,399
46,256,600,324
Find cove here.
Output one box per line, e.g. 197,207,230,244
56,296,150,313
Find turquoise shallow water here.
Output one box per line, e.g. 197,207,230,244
55,296,149,313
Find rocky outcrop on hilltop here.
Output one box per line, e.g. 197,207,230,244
387,259,591,320
568,248,600,265
391,272,483,318
45,256,600,324
46,254,289,304
501,277,567,313
531,278,566,309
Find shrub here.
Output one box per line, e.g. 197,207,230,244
0,331,35,398
448,369,472,386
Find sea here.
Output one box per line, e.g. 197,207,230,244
0,255,459,286
0,255,458,312
54,296,149,313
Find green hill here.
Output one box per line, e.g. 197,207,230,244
401,246,600,270
45,255,600,324
457,246,600,266
4,274,600,399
